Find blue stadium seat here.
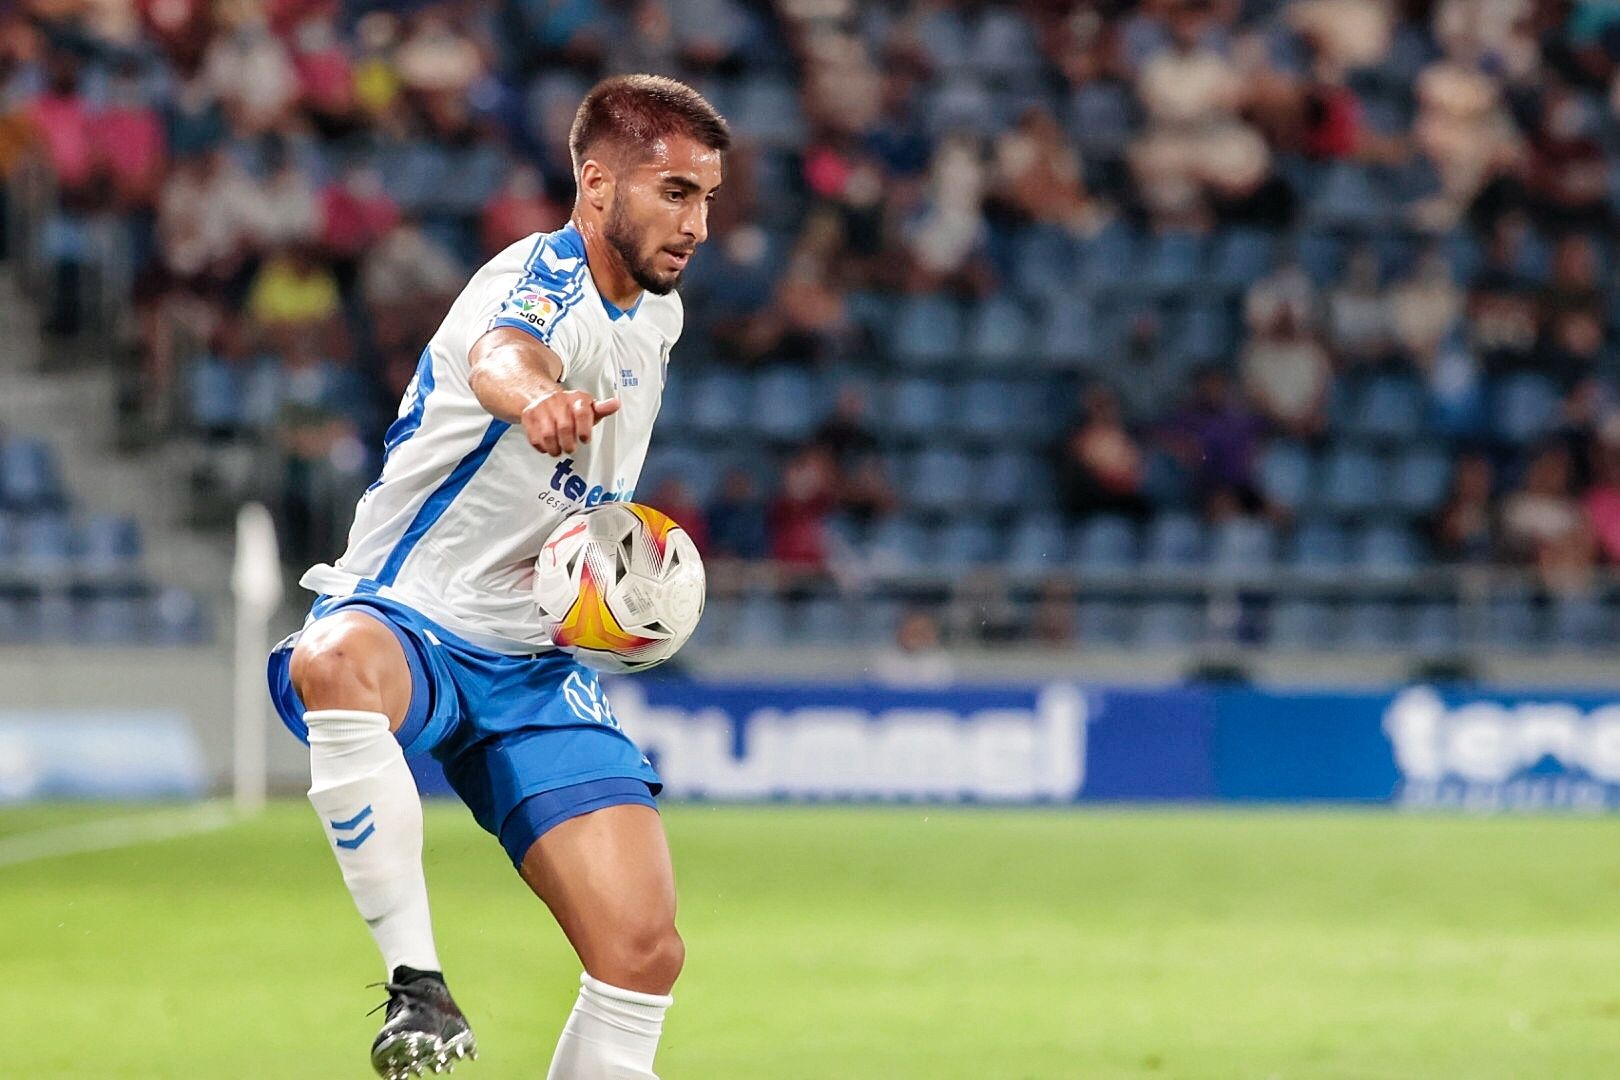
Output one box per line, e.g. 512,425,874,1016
1268,600,1338,650
1208,229,1277,290
1342,602,1403,650
1134,601,1204,648
1163,296,1234,366
656,371,694,440
0,510,15,560
1035,299,1100,369
887,376,950,439
1073,515,1138,575
968,8,1040,82
1319,448,1384,516
800,597,863,644
958,379,1034,444
1350,375,1425,443
1492,373,1561,445
734,594,790,646
76,514,142,579
688,372,751,436
1353,522,1421,578
1005,514,1069,574
731,78,805,147
1310,163,1389,230
974,450,1044,512
1288,520,1349,579
1,437,65,510
864,515,929,573
1410,602,1461,652
1013,227,1078,303
964,296,1032,368
377,141,449,214
0,594,25,643
637,445,721,505
1066,82,1133,159
1142,512,1205,573
19,514,74,579
1480,593,1541,649
1077,224,1139,291
861,599,906,646
753,368,826,442
893,295,964,368
928,519,998,569
1140,232,1205,294
688,596,737,649
1208,517,1277,581
909,448,974,513
1391,447,1452,517
1257,441,1313,511
1077,601,1133,647
435,145,506,217
927,79,997,137
1295,230,1345,286
1549,593,1609,650
148,587,209,644
74,593,144,645
1140,448,1193,508
35,592,75,643
915,7,969,67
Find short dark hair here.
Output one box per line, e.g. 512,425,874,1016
568,74,731,175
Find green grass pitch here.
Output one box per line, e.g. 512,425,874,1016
3,802,1620,1078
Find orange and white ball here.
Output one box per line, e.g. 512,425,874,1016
533,502,705,673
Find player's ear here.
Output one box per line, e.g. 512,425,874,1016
579,158,613,212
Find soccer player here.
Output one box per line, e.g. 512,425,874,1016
265,75,726,1079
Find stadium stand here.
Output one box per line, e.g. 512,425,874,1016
4,0,1620,651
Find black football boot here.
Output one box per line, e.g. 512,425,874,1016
369,967,478,1078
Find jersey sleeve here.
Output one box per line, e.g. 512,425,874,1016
478,239,595,380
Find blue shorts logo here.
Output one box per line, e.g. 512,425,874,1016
562,671,618,728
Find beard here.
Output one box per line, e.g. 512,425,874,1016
604,198,682,296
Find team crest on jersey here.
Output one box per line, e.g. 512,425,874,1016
511,290,557,327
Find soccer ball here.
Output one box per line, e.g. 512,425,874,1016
533,502,706,673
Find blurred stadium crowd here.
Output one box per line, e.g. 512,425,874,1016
6,0,1620,651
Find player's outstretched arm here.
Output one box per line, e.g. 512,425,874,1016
469,326,621,456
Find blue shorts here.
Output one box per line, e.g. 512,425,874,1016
267,593,660,866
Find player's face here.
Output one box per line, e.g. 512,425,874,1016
604,135,724,296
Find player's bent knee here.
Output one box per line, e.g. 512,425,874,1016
590,923,684,995
290,615,409,720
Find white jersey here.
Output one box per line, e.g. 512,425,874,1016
300,223,681,654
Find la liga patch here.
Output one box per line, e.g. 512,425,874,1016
511,291,558,326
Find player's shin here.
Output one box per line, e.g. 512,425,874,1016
546,974,672,1080
305,708,441,976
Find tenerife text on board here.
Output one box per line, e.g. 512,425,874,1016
1384,687,1620,811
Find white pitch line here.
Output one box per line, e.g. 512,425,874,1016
0,802,239,869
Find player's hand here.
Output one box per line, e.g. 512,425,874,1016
520,390,621,456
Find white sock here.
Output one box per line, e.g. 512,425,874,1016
546,973,672,1080
305,708,441,976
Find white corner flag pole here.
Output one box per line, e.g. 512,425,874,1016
232,502,283,815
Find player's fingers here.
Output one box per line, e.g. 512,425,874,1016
593,397,621,419
571,397,595,444
528,415,560,457
554,408,579,453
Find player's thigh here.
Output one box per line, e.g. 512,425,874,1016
289,609,415,729
518,804,683,993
